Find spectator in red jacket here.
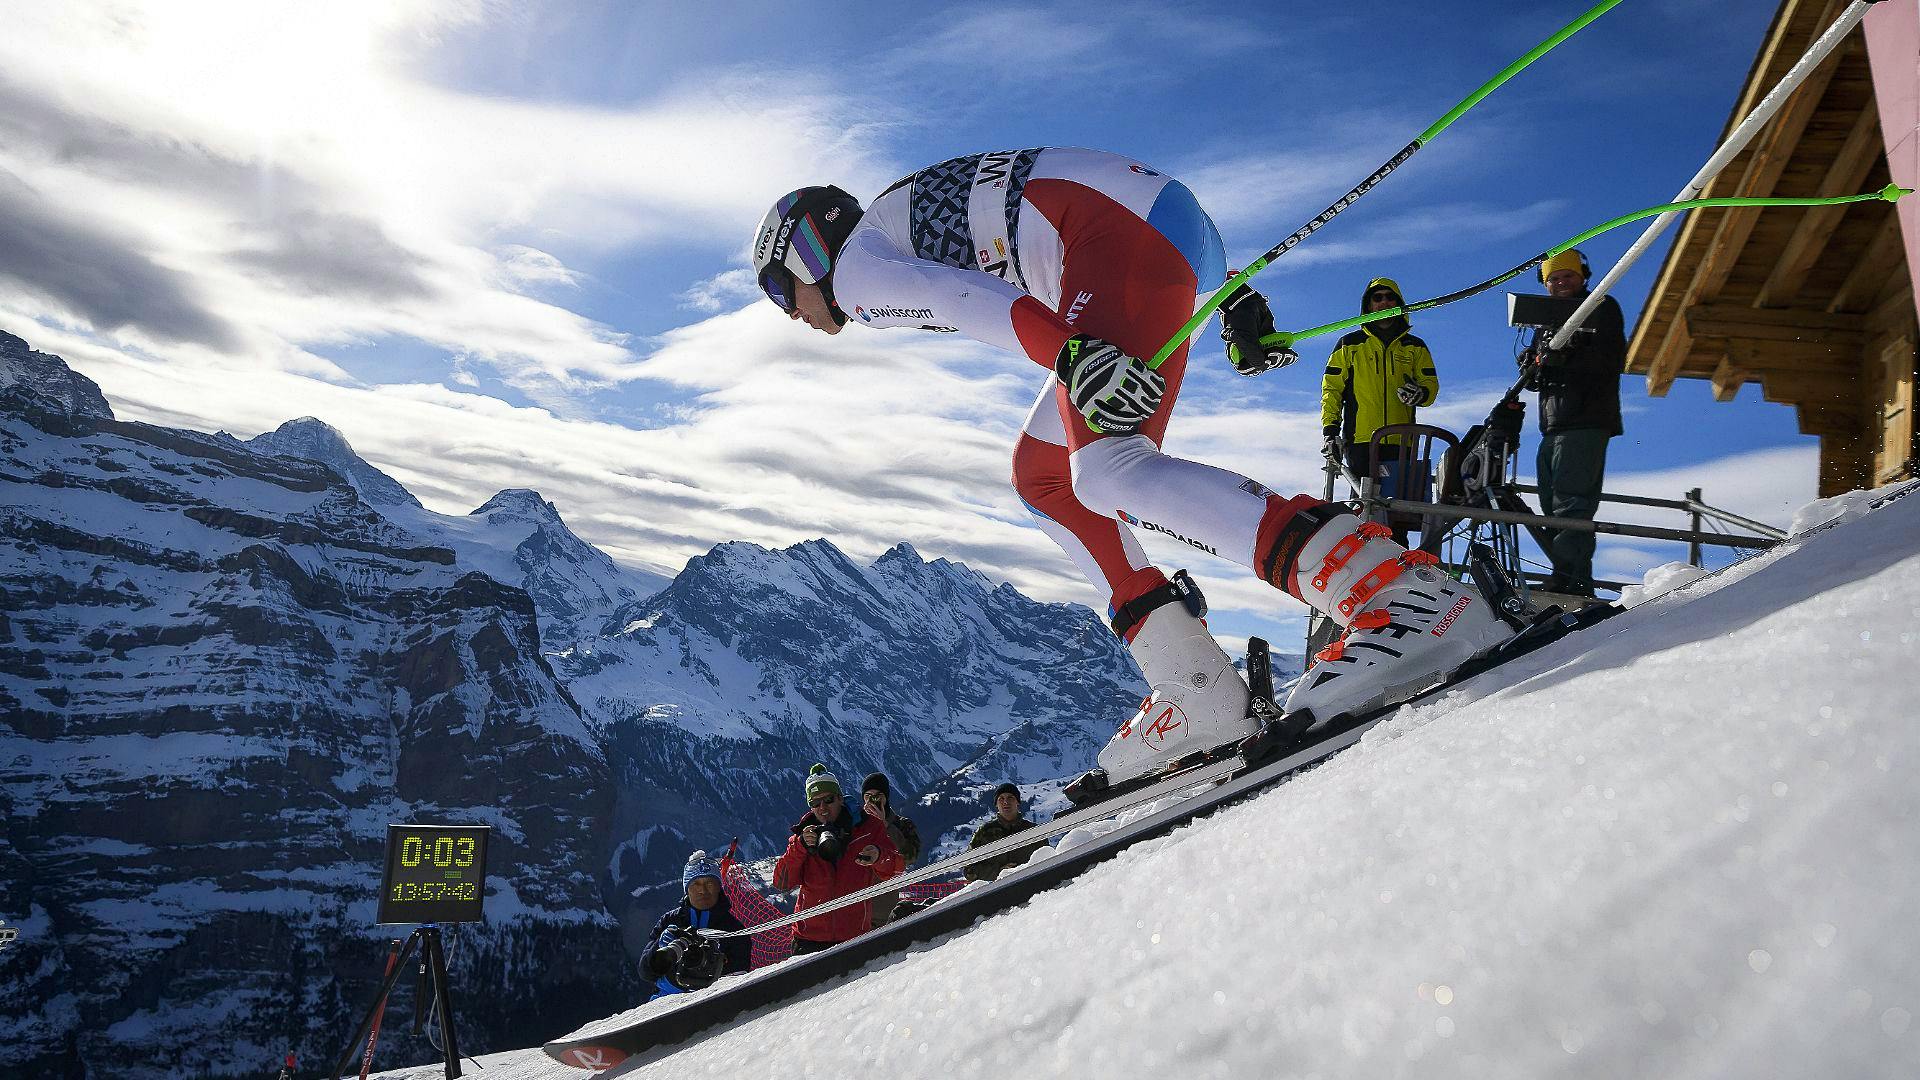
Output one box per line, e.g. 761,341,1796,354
772,764,903,954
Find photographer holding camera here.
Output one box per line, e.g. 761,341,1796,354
860,772,922,928
638,850,752,1000
773,764,903,955
1518,249,1626,598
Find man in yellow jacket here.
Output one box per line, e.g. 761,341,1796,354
1320,277,1440,498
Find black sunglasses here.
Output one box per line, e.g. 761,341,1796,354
808,793,837,807
1367,289,1400,301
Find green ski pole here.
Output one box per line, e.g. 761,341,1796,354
1149,0,1628,369
1257,184,1911,350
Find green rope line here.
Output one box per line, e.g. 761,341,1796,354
1258,183,1911,350
1147,0,1627,369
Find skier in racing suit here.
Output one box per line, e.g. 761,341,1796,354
752,147,1513,788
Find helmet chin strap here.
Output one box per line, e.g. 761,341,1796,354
819,272,849,327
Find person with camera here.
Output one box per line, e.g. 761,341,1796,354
1518,249,1625,598
638,850,752,1000
772,764,903,955
1319,276,1441,530
859,772,922,928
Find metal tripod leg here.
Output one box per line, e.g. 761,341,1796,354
331,932,419,1079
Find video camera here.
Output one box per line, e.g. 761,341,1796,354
1506,292,1590,332
1458,395,1525,500
651,926,726,992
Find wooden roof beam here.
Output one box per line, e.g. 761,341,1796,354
1685,301,1865,344
1795,401,1866,437
1645,317,1691,396
1761,372,1865,405
1753,104,1886,309
1710,353,1751,401
1696,32,1855,298
1638,32,1853,391
1827,210,1907,314
1725,337,1862,371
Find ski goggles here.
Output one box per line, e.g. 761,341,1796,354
759,264,798,312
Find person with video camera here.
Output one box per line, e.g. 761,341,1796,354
638,850,752,1000
1518,249,1625,598
772,764,903,955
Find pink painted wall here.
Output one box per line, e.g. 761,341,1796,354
1864,1,1920,322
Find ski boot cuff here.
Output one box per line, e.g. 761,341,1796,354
1254,495,1346,599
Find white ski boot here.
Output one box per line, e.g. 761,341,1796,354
1082,577,1260,795
1282,513,1515,726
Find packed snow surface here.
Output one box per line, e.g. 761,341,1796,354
380,484,1920,1079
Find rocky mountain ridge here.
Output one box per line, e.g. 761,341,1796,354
0,330,1181,1077
1,338,629,1077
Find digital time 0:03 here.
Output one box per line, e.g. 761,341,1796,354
399,834,477,869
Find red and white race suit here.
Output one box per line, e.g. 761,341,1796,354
832,146,1318,623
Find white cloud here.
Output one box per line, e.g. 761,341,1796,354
1597,443,1817,537
496,246,582,290
678,269,760,314
0,1,903,397
1240,198,1573,280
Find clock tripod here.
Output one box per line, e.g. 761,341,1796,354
329,923,462,1079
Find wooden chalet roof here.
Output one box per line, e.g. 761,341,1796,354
1626,0,1904,445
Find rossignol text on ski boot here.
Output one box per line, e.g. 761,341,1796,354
1268,507,1517,732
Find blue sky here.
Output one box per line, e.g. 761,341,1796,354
0,1,1814,652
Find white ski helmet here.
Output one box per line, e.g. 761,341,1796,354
752,185,863,321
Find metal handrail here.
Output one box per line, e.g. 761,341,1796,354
1370,496,1775,549
1505,482,1786,539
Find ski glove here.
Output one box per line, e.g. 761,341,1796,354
1056,334,1165,436
1218,282,1298,376
1321,426,1342,463
1395,380,1425,407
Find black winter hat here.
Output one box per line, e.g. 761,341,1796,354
992,782,1020,803
862,772,890,796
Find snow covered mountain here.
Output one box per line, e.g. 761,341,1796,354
0,340,634,1077
1,332,1176,1077
227,418,671,646
224,408,1159,950
551,537,1146,941
231,415,423,509
0,330,112,419
377,481,1919,1080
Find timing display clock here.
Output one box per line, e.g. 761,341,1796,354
376,824,491,924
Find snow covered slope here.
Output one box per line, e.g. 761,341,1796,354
379,481,1920,1079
